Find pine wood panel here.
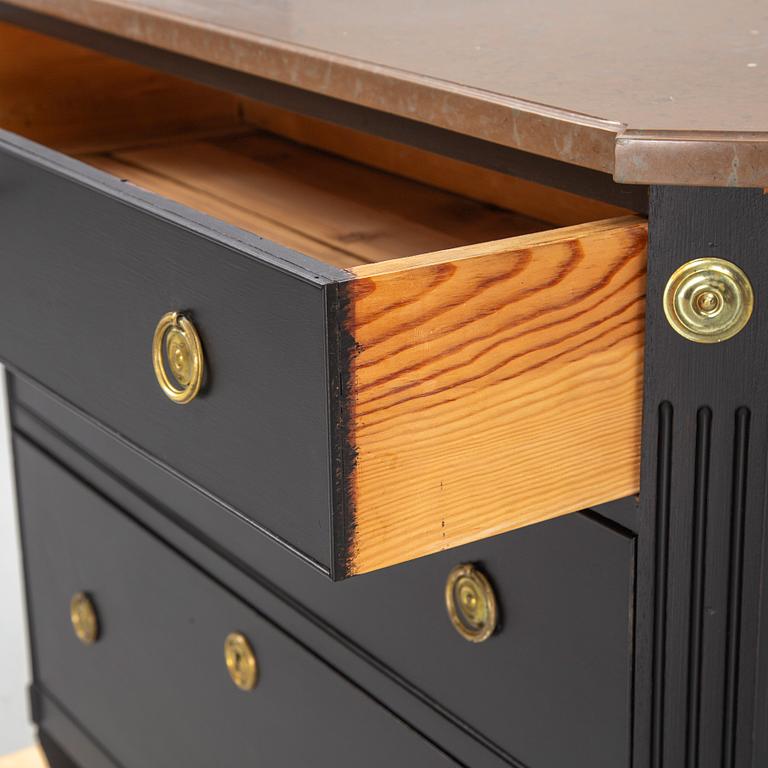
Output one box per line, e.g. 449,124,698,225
240,100,632,226
217,133,548,245
341,217,647,574
0,21,245,153
81,134,548,268
82,153,370,268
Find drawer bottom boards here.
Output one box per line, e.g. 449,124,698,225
15,437,458,768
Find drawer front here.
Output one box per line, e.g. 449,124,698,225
324,512,636,768
0,125,645,579
16,436,458,768
0,131,343,573
13,384,635,768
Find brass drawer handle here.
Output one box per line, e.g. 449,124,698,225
152,311,205,404
224,632,258,691
70,592,99,645
445,563,498,643
663,258,753,343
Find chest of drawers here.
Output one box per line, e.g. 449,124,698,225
1,2,768,767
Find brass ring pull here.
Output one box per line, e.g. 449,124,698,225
445,563,498,643
152,311,205,404
70,592,99,645
224,632,258,691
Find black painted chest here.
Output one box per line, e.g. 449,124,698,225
1,5,767,768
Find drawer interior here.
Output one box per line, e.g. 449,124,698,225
0,21,633,271
0,20,648,576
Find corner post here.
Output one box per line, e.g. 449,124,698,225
634,186,768,768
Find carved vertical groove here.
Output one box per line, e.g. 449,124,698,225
687,407,712,767
652,400,674,768
722,407,751,768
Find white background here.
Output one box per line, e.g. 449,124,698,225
0,366,34,753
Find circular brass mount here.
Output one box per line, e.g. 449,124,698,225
70,592,99,645
663,258,753,343
445,563,498,643
224,632,258,691
152,311,205,404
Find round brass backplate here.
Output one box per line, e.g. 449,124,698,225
152,311,205,404
445,563,498,643
70,592,99,646
663,258,754,343
224,632,258,691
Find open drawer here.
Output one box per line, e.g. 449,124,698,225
0,22,647,578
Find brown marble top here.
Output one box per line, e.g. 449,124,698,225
5,0,768,186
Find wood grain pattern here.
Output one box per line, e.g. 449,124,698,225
340,217,647,574
0,21,244,153
82,153,370,269
80,133,548,268
241,100,633,226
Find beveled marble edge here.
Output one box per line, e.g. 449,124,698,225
615,131,768,188
5,0,768,187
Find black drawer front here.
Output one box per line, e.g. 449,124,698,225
15,436,458,768
328,512,635,768
0,131,346,573
13,381,635,768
